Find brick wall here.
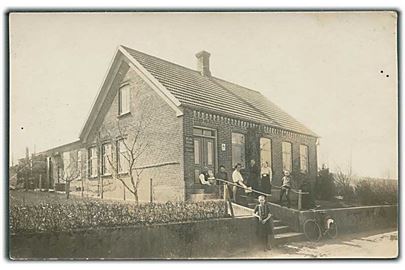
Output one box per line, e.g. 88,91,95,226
183,108,318,200
80,67,184,202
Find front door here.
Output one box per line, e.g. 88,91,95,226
193,128,216,186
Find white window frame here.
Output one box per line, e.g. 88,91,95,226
102,143,112,176
300,144,309,173
260,137,272,168
232,133,246,168
89,147,98,178
117,139,129,173
118,84,130,115
282,141,292,172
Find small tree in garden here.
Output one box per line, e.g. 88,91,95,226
98,92,157,204
60,152,81,199
334,169,355,202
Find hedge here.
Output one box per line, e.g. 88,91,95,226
9,200,227,234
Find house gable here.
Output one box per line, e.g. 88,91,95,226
79,46,183,144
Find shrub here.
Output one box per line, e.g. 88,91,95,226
355,179,398,206
334,171,356,202
314,168,336,201
9,200,227,234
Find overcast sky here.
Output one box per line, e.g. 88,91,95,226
9,12,398,179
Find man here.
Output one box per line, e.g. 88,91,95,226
199,167,215,192
279,170,292,208
248,159,260,194
232,163,249,202
253,195,274,250
216,165,234,217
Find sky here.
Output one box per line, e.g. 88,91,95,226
9,12,398,179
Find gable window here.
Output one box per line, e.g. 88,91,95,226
282,141,292,172
118,84,130,115
117,139,129,173
300,144,309,173
260,138,272,168
232,133,246,168
88,147,98,177
101,143,112,175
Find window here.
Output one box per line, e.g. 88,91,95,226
232,133,245,168
282,141,292,172
117,139,129,173
77,151,82,179
62,152,70,181
207,141,213,165
260,138,272,167
300,144,309,173
194,139,200,164
118,85,130,115
88,147,98,177
101,143,112,175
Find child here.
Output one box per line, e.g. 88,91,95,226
279,170,291,208
253,195,274,250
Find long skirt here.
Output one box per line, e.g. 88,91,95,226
261,175,271,195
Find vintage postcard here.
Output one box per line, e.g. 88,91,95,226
8,11,398,259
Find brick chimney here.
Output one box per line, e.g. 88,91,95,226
195,50,211,77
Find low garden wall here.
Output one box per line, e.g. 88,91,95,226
10,216,258,259
268,202,398,233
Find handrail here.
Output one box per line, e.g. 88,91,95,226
215,178,309,195
215,178,271,197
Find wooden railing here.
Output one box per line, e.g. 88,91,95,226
214,178,309,210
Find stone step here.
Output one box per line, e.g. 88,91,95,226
190,188,205,194
189,193,219,201
273,219,284,227
273,232,305,246
273,225,290,234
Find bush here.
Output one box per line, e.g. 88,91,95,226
314,168,336,201
9,200,227,234
355,180,398,206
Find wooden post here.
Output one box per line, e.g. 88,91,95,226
298,189,302,210
39,174,42,190
150,178,153,203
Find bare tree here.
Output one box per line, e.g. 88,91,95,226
60,151,81,199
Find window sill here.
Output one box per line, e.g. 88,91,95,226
88,176,98,180
117,112,131,119
118,172,129,176
101,174,112,178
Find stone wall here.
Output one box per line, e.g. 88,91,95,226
267,202,398,233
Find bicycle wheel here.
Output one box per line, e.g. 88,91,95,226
303,219,322,242
326,221,338,239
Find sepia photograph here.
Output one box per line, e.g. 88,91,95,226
8,11,398,259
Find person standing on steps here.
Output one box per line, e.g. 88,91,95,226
248,159,260,196
232,163,249,202
260,161,272,195
279,170,292,208
253,195,274,250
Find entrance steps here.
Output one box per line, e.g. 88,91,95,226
235,195,305,246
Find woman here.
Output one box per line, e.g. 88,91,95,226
260,162,272,195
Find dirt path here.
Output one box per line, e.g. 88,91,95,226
227,228,398,259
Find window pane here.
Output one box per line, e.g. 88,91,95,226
193,128,203,135
194,139,200,164
203,130,213,136
282,142,292,172
260,138,272,167
118,140,129,173
300,145,309,173
207,141,213,165
232,133,245,168
119,85,130,114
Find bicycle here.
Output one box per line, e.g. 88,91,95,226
303,210,338,242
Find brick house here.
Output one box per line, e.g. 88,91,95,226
41,45,319,202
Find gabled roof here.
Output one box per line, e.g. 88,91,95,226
121,46,318,137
